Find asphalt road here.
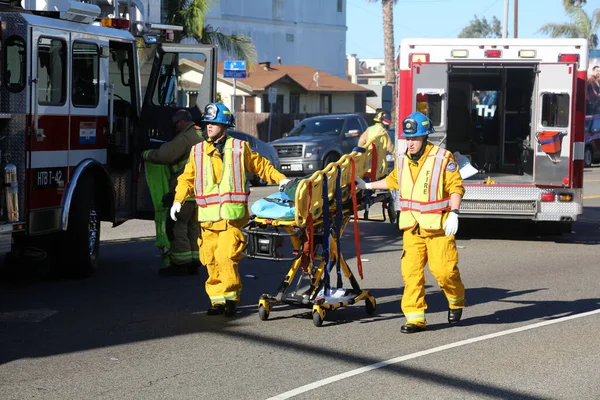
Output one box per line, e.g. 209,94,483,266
1,168,600,399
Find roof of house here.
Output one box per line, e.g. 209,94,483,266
182,59,376,97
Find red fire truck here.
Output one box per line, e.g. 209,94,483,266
0,0,217,276
394,38,588,233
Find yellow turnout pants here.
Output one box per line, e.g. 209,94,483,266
400,227,465,327
199,220,246,306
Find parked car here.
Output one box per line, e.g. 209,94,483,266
269,114,369,176
227,129,280,185
584,114,600,167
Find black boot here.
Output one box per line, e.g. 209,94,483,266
448,308,463,324
207,304,225,316
186,262,200,275
224,300,238,317
400,324,427,334
158,265,187,276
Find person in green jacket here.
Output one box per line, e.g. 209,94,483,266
143,109,204,275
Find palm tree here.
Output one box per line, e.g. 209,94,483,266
538,3,600,49
166,0,257,65
366,0,396,121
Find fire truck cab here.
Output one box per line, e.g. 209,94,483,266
0,0,217,276
395,38,587,232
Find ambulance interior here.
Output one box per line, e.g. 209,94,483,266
440,65,536,182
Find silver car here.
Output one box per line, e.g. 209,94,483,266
227,129,281,186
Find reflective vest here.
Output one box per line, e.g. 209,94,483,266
193,137,249,222
397,145,451,231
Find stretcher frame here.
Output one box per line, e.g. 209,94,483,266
241,134,392,327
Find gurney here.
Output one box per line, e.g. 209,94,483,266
241,133,394,327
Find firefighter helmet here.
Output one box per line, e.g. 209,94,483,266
373,110,392,126
401,112,434,138
202,102,236,128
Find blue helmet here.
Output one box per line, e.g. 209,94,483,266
401,112,434,138
202,102,236,127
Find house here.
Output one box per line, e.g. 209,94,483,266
347,54,388,113
179,58,376,115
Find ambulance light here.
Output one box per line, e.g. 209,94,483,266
518,50,536,58
410,53,429,64
558,54,579,63
485,50,502,58
559,193,573,202
100,18,131,30
540,193,555,202
451,50,468,58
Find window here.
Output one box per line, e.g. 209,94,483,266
337,0,343,12
262,94,283,113
108,41,135,103
3,36,26,93
540,93,569,128
344,118,362,134
288,118,345,137
415,93,442,126
286,33,294,43
289,94,300,114
37,37,66,105
72,42,99,107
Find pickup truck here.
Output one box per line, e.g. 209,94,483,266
270,114,369,176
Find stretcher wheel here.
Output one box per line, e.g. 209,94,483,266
312,310,324,327
387,201,398,226
258,305,270,321
365,297,376,315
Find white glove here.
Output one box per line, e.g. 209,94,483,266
443,212,459,236
170,202,182,221
354,177,372,190
279,178,291,191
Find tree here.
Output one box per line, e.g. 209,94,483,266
565,0,586,6
458,15,502,38
538,3,600,49
366,0,396,121
166,0,257,65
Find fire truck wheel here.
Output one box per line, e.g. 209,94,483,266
61,176,100,278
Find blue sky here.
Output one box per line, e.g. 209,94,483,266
346,0,598,58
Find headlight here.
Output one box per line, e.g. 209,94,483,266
305,145,322,158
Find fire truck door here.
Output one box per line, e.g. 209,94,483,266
69,34,109,175
412,63,448,136
29,28,71,216
534,63,575,186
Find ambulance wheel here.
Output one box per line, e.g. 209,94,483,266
365,297,376,315
62,176,100,278
584,146,593,168
312,310,324,327
258,305,270,321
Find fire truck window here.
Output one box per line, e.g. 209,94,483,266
37,37,66,106
415,93,442,126
540,93,569,128
3,36,26,93
151,52,207,108
72,42,99,108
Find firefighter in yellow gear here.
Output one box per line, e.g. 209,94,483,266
358,110,395,154
355,111,465,334
171,103,289,317
143,109,204,275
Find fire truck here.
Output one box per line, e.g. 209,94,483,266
394,38,588,233
0,0,217,276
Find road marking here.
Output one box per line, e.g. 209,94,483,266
266,308,600,400
583,194,600,200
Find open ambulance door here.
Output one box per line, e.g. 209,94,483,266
135,43,217,219
411,63,448,140
534,63,575,186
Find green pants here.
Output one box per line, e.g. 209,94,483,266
166,201,200,265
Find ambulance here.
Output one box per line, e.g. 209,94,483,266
0,0,217,276
394,38,588,233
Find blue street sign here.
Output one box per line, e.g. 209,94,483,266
224,60,247,78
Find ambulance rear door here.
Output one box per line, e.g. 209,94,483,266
411,63,448,139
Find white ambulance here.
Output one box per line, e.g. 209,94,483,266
394,38,588,233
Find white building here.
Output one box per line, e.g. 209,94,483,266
202,0,348,78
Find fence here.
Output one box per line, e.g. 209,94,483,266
235,112,377,143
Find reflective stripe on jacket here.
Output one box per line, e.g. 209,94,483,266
397,145,451,231
193,137,249,221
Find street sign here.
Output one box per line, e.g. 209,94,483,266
224,60,247,78
268,87,277,104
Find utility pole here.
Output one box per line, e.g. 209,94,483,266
514,0,518,38
502,0,509,38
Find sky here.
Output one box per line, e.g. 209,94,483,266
346,0,599,59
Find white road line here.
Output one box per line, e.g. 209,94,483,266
266,308,600,400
